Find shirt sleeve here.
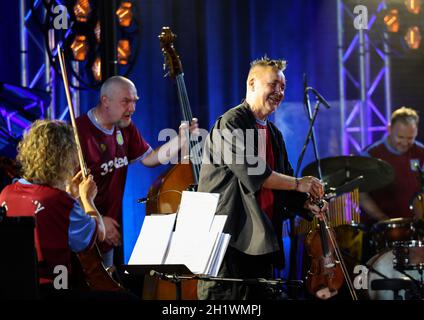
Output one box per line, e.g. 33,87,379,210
214,117,272,193
127,122,153,162
68,201,97,252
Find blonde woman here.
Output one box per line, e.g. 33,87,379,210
0,120,105,288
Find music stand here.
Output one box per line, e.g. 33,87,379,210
122,264,193,300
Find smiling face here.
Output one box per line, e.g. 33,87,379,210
102,82,139,128
388,120,418,154
246,66,285,119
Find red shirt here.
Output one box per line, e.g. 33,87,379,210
0,180,97,282
76,110,151,252
255,121,275,221
363,138,424,219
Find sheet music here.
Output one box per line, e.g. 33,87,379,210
128,214,176,265
164,230,220,274
128,192,231,276
175,191,219,234
209,233,231,277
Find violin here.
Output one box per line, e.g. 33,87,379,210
304,198,358,300
305,217,344,299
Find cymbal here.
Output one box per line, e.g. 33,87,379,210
301,156,394,193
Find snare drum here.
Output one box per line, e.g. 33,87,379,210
371,218,415,252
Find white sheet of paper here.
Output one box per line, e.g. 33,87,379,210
175,191,220,234
128,214,176,265
209,233,231,277
164,230,220,274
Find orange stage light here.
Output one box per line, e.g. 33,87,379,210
404,26,422,49
73,0,91,23
384,9,400,33
117,39,131,65
95,20,101,43
405,0,421,14
116,2,133,27
70,35,89,61
92,57,101,81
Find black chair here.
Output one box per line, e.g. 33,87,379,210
0,208,39,299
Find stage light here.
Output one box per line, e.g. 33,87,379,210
405,0,421,14
92,56,101,81
384,9,400,33
73,0,91,23
95,20,101,43
70,35,89,61
116,2,133,27
404,26,421,49
117,39,131,65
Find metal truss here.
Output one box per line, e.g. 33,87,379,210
15,0,80,129
337,0,392,154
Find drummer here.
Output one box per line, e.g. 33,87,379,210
360,107,424,222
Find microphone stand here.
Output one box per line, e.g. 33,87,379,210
150,269,304,300
288,83,329,289
295,92,325,179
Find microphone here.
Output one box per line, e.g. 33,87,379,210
305,87,331,109
137,189,183,204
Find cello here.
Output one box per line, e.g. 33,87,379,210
142,27,202,300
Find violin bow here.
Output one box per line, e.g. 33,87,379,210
57,44,88,179
317,199,358,300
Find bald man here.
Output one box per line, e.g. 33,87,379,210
76,76,197,268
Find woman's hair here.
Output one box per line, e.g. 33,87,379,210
17,120,78,187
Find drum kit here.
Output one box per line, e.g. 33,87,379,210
303,156,424,300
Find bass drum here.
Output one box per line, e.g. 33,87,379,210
367,247,422,300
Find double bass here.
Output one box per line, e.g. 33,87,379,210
142,27,202,300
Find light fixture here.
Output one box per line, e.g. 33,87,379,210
404,26,422,49
92,56,101,81
73,0,91,23
95,20,101,43
70,35,89,61
384,9,400,33
405,0,421,14
117,39,131,65
116,2,133,27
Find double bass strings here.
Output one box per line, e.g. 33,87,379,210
176,75,201,183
